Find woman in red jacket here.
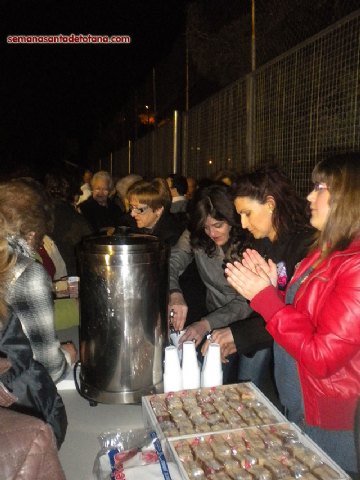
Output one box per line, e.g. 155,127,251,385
225,153,360,475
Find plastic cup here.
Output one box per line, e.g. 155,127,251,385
182,341,200,389
201,342,223,388
67,276,80,298
163,346,182,392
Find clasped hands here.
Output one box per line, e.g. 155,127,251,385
224,248,277,300
202,249,277,362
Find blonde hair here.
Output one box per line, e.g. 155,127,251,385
0,179,53,251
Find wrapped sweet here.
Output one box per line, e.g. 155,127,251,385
245,465,272,479
237,384,256,400
207,473,232,480
205,412,222,425
175,443,194,462
192,443,214,461
158,420,178,437
200,402,217,414
263,458,291,478
201,457,224,475
224,387,241,402
286,458,309,476
189,413,207,426
183,460,206,479
291,446,323,469
168,407,186,419
210,440,232,460
212,422,229,431
226,469,253,480
240,453,259,469
312,463,340,479
213,400,229,414
167,396,183,409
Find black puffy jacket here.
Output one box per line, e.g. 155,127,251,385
0,308,68,448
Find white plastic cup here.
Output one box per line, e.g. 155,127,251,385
182,341,200,390
201,342,223,388
67,276,80,298
163,346,182,392
169,330,185,362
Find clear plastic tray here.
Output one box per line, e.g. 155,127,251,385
142,382,287,441
167,422,351,480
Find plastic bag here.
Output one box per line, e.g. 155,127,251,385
92,427,158,480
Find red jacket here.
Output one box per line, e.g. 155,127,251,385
251,238,360,430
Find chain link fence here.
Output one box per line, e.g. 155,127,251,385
102,10,360,196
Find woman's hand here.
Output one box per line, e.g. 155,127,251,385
242,249,278,287
179,319,211,348
168,292,188,331
201,327,237,363
225,260,272,300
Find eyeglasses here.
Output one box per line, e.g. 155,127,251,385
93,188,109,193
313,182,328,192
129,205,150,214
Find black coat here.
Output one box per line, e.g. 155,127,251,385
121,210,185,247
0,309,68,448
79,197,124,233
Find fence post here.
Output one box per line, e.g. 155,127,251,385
182,111,188,176
246,73,256,170
128,140,132,174
173,110,180,173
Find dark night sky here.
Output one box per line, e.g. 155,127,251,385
0,0,188,170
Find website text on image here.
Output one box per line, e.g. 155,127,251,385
7,33,132,45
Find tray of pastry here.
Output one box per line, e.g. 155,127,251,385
167,422,351,479
142,383,286,440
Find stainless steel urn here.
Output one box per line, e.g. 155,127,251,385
78,234,169,404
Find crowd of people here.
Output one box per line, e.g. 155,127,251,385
0,156,359,478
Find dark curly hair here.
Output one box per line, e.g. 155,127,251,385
233,165,310,240
189,183,247,257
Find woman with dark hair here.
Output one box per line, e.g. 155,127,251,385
169,183,269,387
226,154,360,475
203,166,314,375
125,177,184,246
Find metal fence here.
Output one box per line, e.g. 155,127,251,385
101,10,360,196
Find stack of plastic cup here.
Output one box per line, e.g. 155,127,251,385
163,346,182,392
201,342,223,388
181,341,200,389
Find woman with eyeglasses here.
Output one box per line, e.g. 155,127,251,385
225,154,360,475
125,177,184,246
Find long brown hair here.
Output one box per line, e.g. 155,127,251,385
0,179,53,251
233,165,310,240
312,153,360,254
0,215,16,323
